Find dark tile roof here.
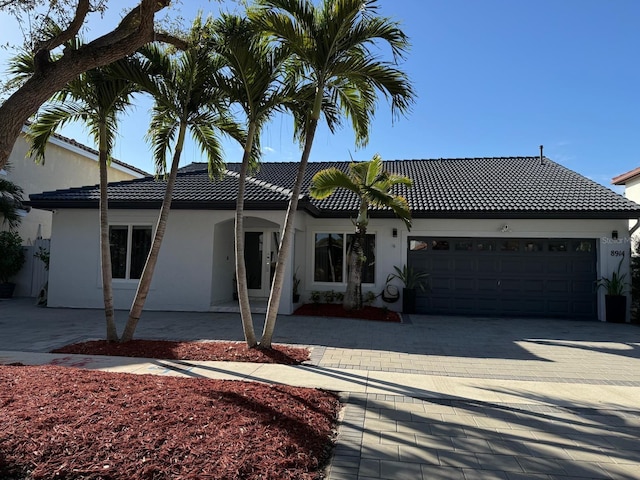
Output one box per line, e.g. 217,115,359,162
27,157,640,219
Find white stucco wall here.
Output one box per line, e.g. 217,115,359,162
48,208,299,314
47,206,631,320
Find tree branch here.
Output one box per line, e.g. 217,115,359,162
154,32,189,50
37,0,90,51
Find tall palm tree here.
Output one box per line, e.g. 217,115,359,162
26,58,138,342
208,14,290,347
119,16,245,342
250,0,416,347
310,154,412,310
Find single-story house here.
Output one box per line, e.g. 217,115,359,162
27,155,640,321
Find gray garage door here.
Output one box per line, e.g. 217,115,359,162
407,237,597,318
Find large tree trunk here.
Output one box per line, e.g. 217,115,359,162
98,122,118,341
119,122,186,343
343,229,365,311
260,118,319,348
0,0,172,170
235,123,258,348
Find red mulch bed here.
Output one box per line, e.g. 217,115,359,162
0,365,340,480
52,340,309,365
294,303,401,323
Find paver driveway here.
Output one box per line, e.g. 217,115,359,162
1,298,639,479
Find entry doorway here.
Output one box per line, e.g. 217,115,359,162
244,230,280,297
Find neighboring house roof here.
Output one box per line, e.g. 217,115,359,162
27,157,640,219
21,125,149,178
612,166,640,186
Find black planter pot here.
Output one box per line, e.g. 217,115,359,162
402,288,417,314
0,282,16,299
605,294,626,323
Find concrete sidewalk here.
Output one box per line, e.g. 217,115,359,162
2,298,640,479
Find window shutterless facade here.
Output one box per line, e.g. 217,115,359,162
109,225,152,279
313,232,376,284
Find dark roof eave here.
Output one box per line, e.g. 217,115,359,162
312,209,640,220
25,199,299,211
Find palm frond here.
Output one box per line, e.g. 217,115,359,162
309,167,359,199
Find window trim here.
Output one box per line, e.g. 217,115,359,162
312,230,376,286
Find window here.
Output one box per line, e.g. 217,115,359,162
109,225,152,279
314,232,375,283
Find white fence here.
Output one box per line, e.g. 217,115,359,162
13,238,49,298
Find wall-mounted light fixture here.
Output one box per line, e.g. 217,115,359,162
612,230,618,239
392,228,398,238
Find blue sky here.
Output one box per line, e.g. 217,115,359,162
1,0,639,190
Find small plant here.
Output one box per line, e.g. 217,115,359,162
334,291,344,303
0,231,25,284
323,290,335,303
386,264,430,291
34,246,50,271
363,290,377,305
310,290,322,304
597,258,628,295
292,269,301,302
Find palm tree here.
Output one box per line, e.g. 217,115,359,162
119,16,245,342
26,57,138,342
250,0,416,347
208,14,290,347
310,154,412,310
0,172,25,232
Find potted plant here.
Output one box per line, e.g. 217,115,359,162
387,264,429,314
292,269,301,303
0,231,26,298
597,258,628,323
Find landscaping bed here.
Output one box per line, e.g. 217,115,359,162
52,340,309,365
0,365,340,479
294,303,401,322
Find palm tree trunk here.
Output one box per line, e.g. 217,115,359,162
236,123,258,347
120,122,187,342
260,117,319,348
98,122,118,341
343,230,365,311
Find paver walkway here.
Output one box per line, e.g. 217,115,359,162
1,298,640,479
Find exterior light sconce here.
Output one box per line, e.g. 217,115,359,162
392,228,398,238
612,230,618,240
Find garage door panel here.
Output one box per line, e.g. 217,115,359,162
572,260,596,275
477,258,498,273
408,236,596,319
431,257,452,273
546,300,570,316
453,258,477,274
453,277,475,292
477,278,499,292
522,279,544,293
500,279,522,292
547,259,572,274
547,280,570,294
523,259,546,274
500,258,525,274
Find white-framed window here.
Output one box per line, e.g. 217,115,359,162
109,225,153,279
313,232,376,284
